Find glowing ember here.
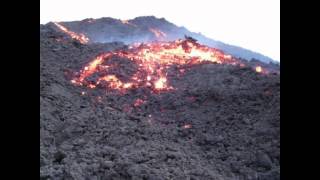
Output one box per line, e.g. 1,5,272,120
78,54,109,82
53,22,89,44
71,38,238,92
97,96,102,103
224,55,232,60
182,124,192,129
88,84,96,89
96,75,133,89
71,79,77,84
154,77,169,90
255,66,263,73
133,98,146,107
149,28,167,39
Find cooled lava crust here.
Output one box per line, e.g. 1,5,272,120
40,24,280,180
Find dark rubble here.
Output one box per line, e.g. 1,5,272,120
40,25,280,180
47,16,278,64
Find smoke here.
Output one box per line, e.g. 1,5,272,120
49,16,278,64
91,31,187,46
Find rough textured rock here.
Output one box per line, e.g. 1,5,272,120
40,24,280,180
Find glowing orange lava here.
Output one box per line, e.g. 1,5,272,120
71,39,238,92
182,124,192,129
53,22,89,44
96,75,133,89
255,66,263,73
133,98,146,107
154,76,171,90
240,63,246,67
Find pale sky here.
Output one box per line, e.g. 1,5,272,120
40,0,280,61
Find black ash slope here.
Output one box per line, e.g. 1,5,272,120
40,25,280,180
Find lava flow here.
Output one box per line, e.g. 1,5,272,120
71,38,239,92
255,66,263,73
54,22,89,44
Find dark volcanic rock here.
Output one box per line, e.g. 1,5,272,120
40,24,280,180
43,16,280,64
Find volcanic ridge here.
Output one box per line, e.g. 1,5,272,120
40,16,280,180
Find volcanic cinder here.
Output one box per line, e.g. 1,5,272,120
40,17,280,180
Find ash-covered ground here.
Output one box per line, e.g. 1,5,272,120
40,25,280,180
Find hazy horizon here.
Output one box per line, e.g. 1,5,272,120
40,0,280,61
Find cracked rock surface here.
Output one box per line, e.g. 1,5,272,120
40,25,280,180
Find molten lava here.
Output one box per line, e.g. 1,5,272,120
255,66,263,73
54,22,89,44
133,98,146,107
96,75,133,89
71,39,238,92
154,76,170,90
